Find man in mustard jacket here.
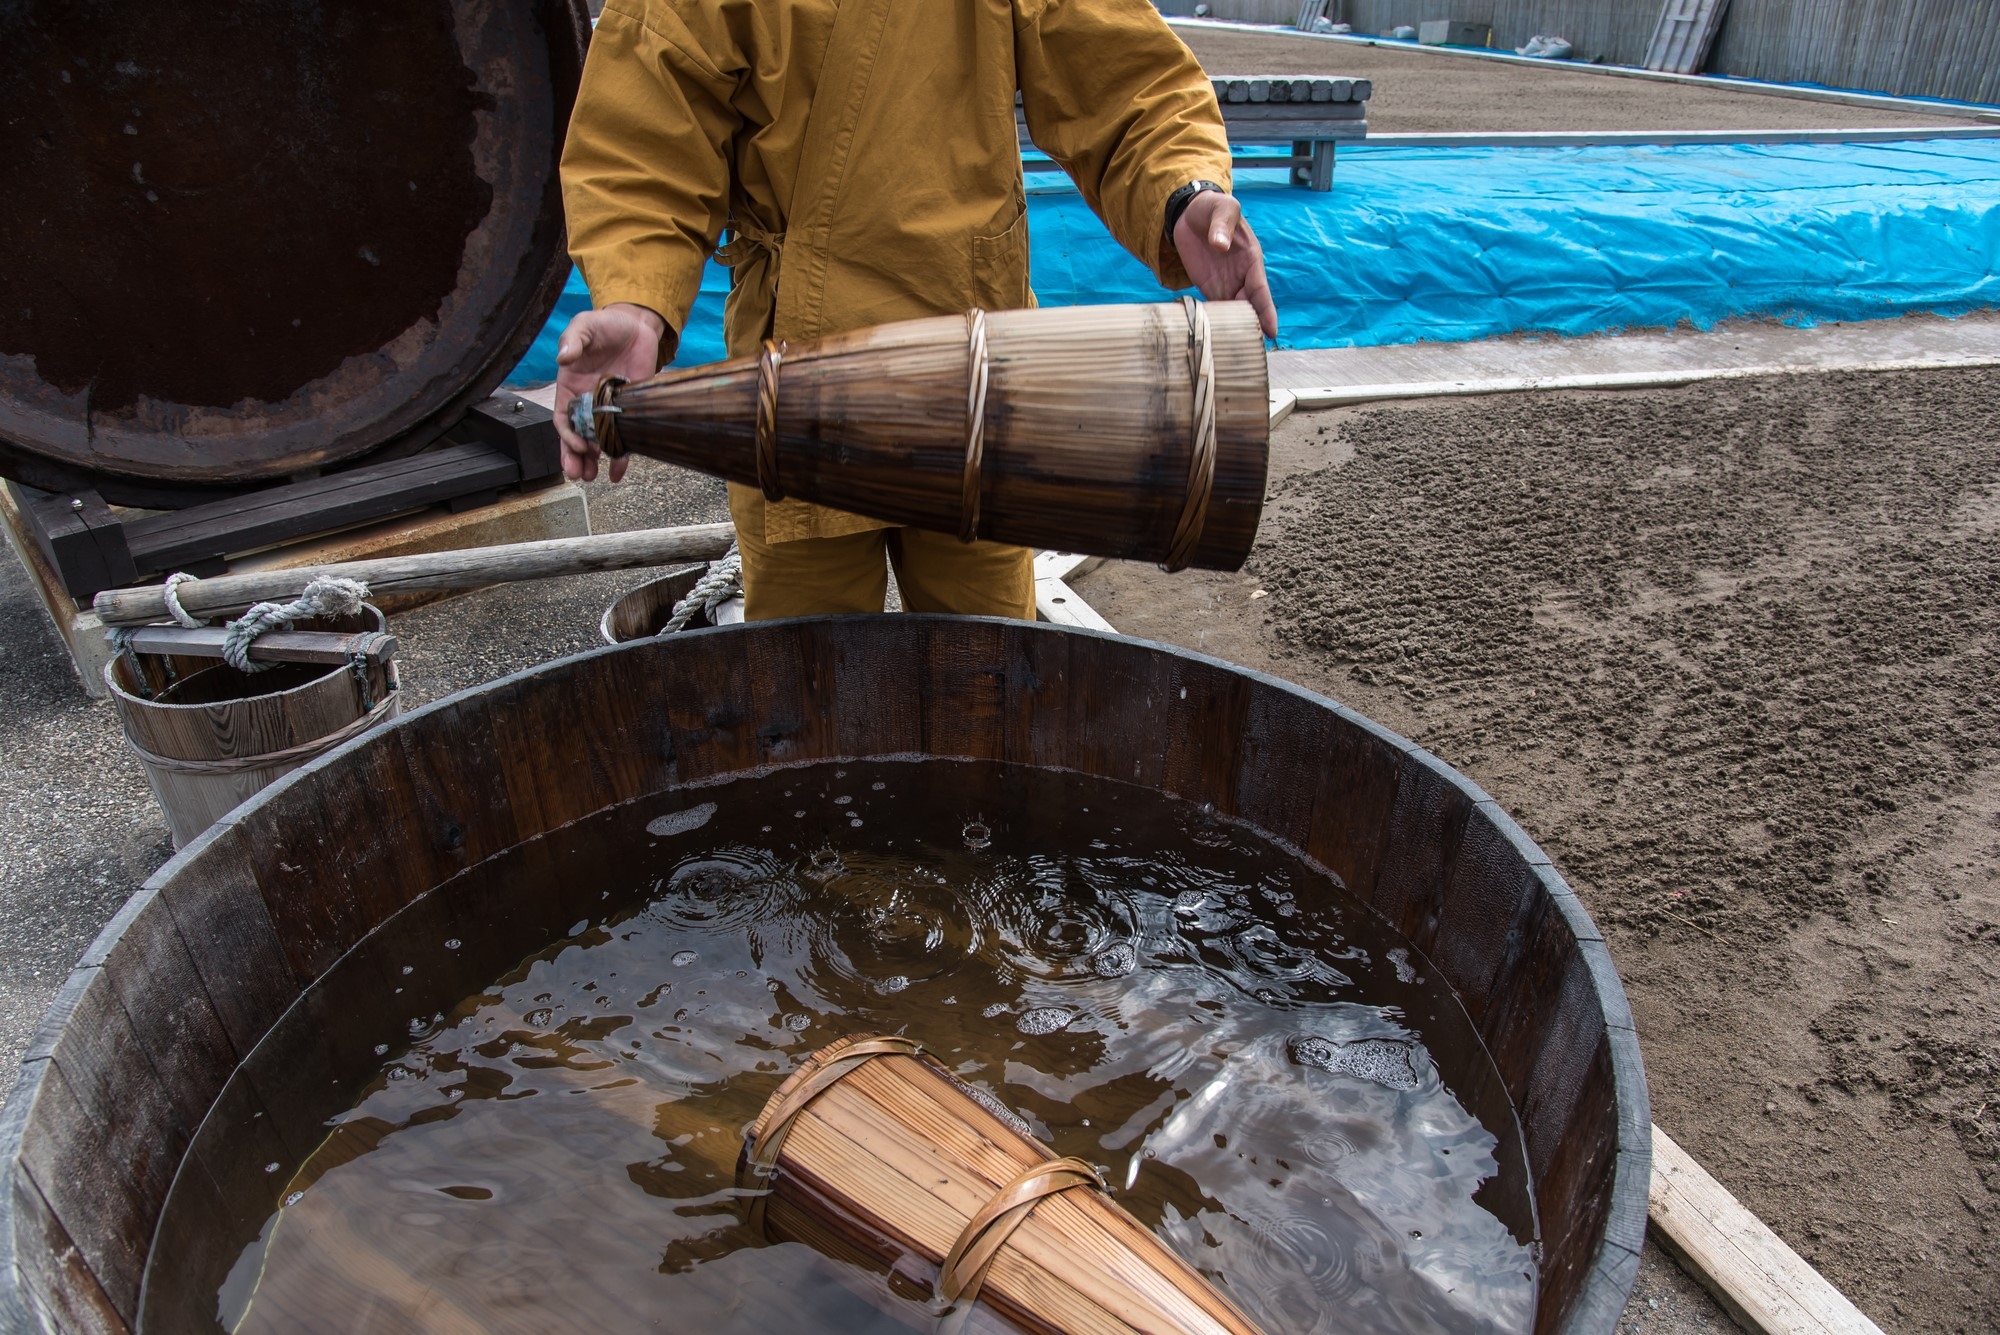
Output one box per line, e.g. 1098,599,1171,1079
552,0,1277,620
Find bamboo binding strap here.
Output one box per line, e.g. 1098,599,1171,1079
119,688,399,776
742,1034,924,1232
1164,295,1218,573
960,307,990,543
937,1156,1108,1316
756,338,787,501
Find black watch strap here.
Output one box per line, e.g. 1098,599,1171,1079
1163,180,1226,240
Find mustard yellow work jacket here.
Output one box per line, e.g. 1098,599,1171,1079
561,0,1231,541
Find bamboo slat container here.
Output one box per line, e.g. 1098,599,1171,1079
743,1034,1266,1335
102,607,399,847
578,301,1270,572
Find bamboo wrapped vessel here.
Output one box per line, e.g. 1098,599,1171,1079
741,1034,1268,1335
574,301,1270,571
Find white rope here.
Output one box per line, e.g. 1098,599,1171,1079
222,575,371,673
661,545,743,634
161,572,205,628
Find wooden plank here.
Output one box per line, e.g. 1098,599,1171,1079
1644,0,1732,75
1217,99,1367,121
119,625,397,669
1035,577,1115,632
1032,551,1106,583
8,485,138,600
122,442,522,574
444,393,563,481
1649,1124,1886,1335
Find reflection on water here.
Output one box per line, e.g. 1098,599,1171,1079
196,762,1538,1335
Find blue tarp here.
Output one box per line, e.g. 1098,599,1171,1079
507,138,2000,384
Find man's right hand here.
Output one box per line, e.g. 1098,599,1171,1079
552,303,670,483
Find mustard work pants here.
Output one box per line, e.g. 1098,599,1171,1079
728,489,1036,621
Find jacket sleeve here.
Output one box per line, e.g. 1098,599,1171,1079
1015,0,1232,291
560,0,742,352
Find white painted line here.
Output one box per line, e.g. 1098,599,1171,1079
1287,355,2000,409
1368,126,2000,147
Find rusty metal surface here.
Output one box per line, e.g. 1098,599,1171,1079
0,0,588,505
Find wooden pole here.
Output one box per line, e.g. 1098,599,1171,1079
93,523,736,627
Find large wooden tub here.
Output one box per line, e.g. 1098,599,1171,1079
0,617,1648,1334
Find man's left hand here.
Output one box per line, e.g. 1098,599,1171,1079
1174,192,1278,339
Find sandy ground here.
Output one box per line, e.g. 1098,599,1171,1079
1178,25,1992,132
1075,369,2000,1332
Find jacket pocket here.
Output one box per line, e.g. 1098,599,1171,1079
970,203,1032,311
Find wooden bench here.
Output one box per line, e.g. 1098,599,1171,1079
1018,75,1371,191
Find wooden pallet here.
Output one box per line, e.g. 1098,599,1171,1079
1019,74,1371,191
10,393,562,602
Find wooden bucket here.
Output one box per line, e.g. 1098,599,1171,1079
102,607,399,848
599,564,735,644
579,301,1270,572
743,1033,1266,1335
0,620,1649,1335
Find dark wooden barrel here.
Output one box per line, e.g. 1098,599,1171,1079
0,0,589,507
0,618,1648,1334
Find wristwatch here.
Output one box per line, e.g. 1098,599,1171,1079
1163,180,1227,240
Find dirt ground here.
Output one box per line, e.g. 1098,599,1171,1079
1178,25,1992,132
1075,368,2000,1332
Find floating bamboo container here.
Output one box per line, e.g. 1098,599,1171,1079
574,301,1270,572
741,1034,1268,1335
103,607,399,848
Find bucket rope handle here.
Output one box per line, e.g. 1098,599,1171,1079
1164,295,1217,573
755,339,787,501
937,1157,1109,1320
959,308,990,543
743,1034,924,1233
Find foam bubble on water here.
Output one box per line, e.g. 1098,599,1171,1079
1091,942,1138,978
1015,1006,1075,1036
523,1008,554,1028
1290,1035,1421,1091
783,1013,811,1031
961,1082,1034,1138
962,820,991,851
876,975,909,994
647,802,718,839
444,939,461,951
671,950,699,968
980,1002,1010,1019
1387,947,1418,984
